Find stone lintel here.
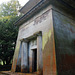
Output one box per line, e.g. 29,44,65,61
20,31,42,42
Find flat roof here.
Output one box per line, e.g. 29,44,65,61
19,0,42,14
20,0,75,14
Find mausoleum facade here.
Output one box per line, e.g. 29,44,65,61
12,0,75,75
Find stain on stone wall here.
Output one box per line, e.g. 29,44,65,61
43,30,56,75
42,30,51,50
11,41,21,72
53,10,75,75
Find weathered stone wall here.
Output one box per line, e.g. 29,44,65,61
12,5,57,75
42,9,57,75
53,9,75,75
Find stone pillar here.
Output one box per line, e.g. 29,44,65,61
37,35,43,74
29,41,33,73
21,42,28,73
16,42,22,72
29,50,33,73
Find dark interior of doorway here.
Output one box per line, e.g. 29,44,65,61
32,49,37,72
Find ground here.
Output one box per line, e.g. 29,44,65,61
0,71,38,75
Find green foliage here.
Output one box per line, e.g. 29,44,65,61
0,0,21,17
0,0,22,65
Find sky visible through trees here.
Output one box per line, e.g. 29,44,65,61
0,0,29,6
0,0,22,65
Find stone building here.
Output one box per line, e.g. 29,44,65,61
11,0,75,75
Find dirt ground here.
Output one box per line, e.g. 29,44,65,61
0,71,38,75
0,65,11,71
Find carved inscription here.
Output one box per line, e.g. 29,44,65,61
34,10,50,25
19,10,50,35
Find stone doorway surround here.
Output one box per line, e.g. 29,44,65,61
16,31,43,74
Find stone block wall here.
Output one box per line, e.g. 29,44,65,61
53,9,75,75
12,5,57,75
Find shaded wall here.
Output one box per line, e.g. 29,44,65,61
53,9,75,75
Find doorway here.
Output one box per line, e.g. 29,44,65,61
32,49,37,72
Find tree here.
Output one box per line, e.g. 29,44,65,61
0,0,21,17
0,0,21,65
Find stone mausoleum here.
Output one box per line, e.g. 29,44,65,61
11,0,75,75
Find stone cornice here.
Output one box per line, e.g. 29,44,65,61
14,0,75,26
